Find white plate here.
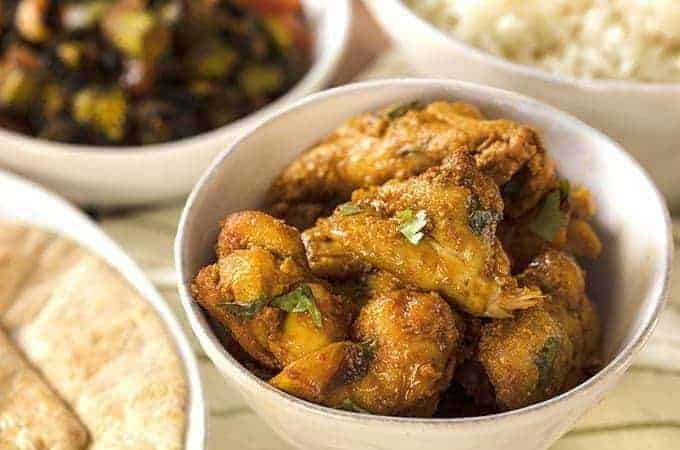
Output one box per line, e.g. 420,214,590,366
0,169,206,449
0,0,351,207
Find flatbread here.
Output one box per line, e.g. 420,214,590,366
0,222,188,450
0,327,89,450
2,237,87,332
0,223,53,314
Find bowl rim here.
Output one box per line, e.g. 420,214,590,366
373,0,680,93
0,0,352,157
175,78,672,427
0,168,206,448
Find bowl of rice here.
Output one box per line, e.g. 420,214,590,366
364,0,680,209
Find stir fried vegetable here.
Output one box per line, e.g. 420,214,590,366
0,0,310,145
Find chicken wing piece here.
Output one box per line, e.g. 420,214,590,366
478,250,600,410
304,153,542,318
270,289,462,416
192,211,351,370
267,101,546,229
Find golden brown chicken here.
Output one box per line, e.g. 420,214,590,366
303,153,542,318
267,101,549,229
476,250,600,410
192,100,604,419
270,289,462,416
192,211,351,370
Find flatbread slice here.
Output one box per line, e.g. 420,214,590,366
0,223,53,313
0,327,88,450
15,256,187,450
2,237,87,332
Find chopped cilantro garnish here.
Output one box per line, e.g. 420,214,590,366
338,202,362,216
270,284,323,328
339,398,370,414
219,298,269,320
386,100,424,120
534,336,561,392
397,209,427,245
220,284,322,327
558,179,571,200
530,190,569,242
358,340,378,360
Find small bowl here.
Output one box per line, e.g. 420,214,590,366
0,168,205,449
0,0,351,207
175,79,671,450
364,0,680,210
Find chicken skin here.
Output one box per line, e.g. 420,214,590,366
192,211,351,370
267,101,547,229
303,153,542,318
477,250,600,410
270,289,461,416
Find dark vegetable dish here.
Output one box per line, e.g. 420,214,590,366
192,101,603,417
0,0,310,145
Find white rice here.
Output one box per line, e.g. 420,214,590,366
405,0,680,82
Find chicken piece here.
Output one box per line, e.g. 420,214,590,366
304,153,542,318
478,250,600,410
192,211,351,370
267,101,545,229
479,307,574,411
270,289,462,416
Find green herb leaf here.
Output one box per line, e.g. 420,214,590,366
534,336,561,392
397,209,427,245
339,398,370,414
338,202,362,216
386,100,424,120
558,179,571,200
530,190,569,242
219,298,269,320
358,340,378,360
270,284,323,328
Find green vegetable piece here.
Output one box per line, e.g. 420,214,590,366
530,190,569,242
534,336,561,392
219,298,270,321
338,202,362,216
192,43,237,79
104,10,169,60
397,209,427,245
0,68,40,109
239,65,284,98
270,284,322,328
338,399,370,414
72,87,128,142
386,100,424,120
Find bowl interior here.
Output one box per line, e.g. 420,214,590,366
178,79,670,416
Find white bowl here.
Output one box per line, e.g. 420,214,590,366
0,0,351,207
364,0,680,210
175,79,671,450
0,169,206,449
